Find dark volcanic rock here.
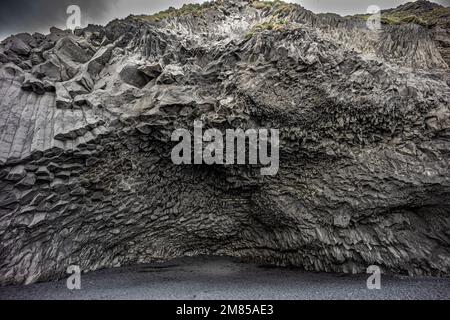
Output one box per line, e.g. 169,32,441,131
119,63,151,88
0,0,449,286
3,36,31,56
138,62,163,78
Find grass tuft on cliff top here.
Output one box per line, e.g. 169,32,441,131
353,5,450,28
245,18,288,39
135,1,223,23
250,0,296,14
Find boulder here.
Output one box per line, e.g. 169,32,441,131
119,63,151,88
138,62,163,78
63,71,94,97
30,50,44,66
156,64,185,85
4,36,30,56
15,33,38,48
32,57,62,81
87,44,114,77
55,37,95,64
43,80,56,92
21,74,46,95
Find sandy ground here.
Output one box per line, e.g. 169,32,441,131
0,256,449,300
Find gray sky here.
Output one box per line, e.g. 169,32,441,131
1,0,449,40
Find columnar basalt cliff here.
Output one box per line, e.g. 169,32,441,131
0,0,449,285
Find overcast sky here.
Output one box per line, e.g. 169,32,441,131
1,0,449,40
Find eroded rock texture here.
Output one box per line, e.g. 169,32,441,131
0,0,449,285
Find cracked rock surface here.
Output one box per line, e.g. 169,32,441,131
0,0,449,285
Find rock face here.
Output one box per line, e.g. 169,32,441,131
0,0,449,285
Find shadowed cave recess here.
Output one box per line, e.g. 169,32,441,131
0,0,449,285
